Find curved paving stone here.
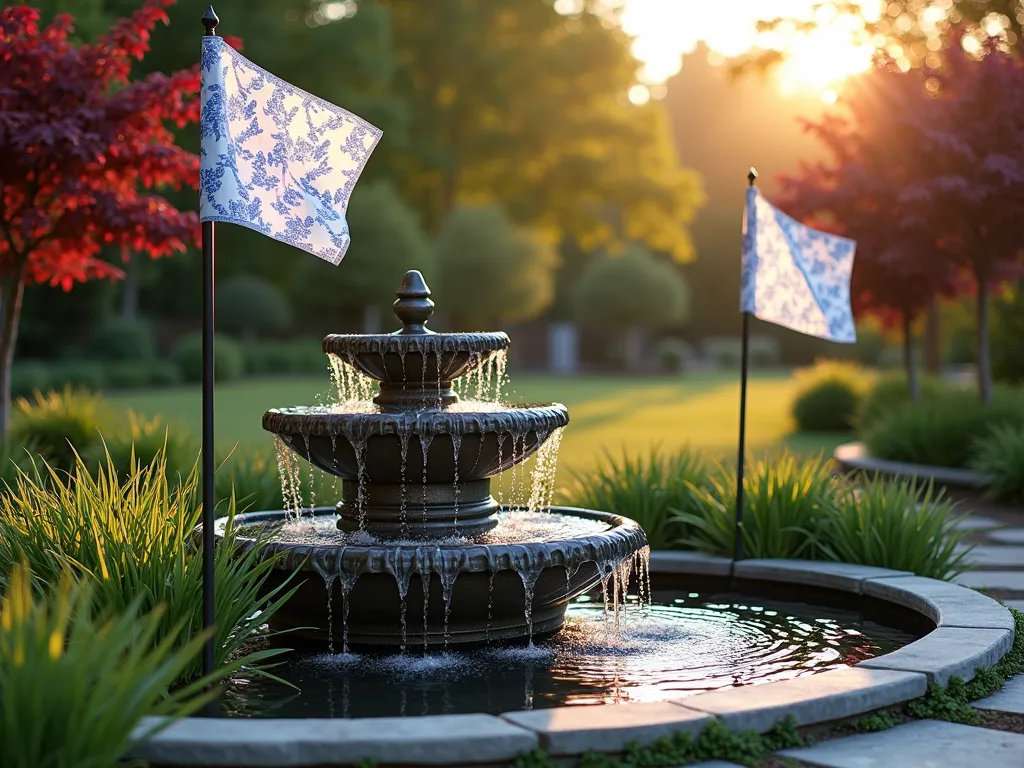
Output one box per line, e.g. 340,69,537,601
676,667,926,733
734,560,910,594
649,550,732,576
833,442,987,489
130,714,537,767
862,575,1015,630
973,674,1024,715
780,719,1024,768
500,701,710,756
858,626,1013,684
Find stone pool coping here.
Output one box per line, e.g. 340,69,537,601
131,554,1014,767
833,441,988,489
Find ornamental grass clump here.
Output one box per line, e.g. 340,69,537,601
821,478,970,579
560,446,708,549
10,385,103,472
0,563,223,768
0,449,294,682
84,410,199,483
671,453,836,560
971,423,1024,503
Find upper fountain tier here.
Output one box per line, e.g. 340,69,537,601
323,269,509,409
263,270,569,539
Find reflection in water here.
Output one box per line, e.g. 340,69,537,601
220,589,917,719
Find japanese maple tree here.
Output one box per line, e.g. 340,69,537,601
0,1,199,432
781,41,1024,402
895,37,1024,402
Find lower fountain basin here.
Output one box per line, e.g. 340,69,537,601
217,506,647,650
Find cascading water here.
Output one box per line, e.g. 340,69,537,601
217,270,647,652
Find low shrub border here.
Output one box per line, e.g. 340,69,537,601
129,553,1016,768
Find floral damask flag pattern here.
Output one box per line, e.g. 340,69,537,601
199,36,381,264
741,187,857,343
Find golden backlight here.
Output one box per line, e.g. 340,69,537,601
613,0,885,103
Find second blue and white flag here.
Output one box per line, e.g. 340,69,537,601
199,36,381,264
741,186,857,343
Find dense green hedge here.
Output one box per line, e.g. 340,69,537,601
12,337,327,395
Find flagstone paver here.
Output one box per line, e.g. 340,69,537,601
973,674,1024,715
959,545,1024,567
780,719,1024,768
955,515,1005,531
957,570,1024,591
989,528,1024,544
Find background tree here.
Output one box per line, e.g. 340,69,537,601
735,1,1024,75
778,66,958,398
0,2,198,431
376,0,704,259
573,246,690,371
295,180,433,331
217,276,292,341
433,204,558,330
897,38,1024,402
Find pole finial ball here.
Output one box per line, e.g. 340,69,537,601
748,167,758,186
201,5,220,35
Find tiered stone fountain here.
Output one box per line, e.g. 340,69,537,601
221,271,647,651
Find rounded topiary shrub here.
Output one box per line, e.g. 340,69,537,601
790,360,870,432
217,275,292,340
173,332,244,383
90,319,157,361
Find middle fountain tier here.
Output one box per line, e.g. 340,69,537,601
248,269,647,650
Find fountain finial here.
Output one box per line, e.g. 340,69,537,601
393,270,434,335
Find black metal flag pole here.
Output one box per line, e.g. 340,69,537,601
732,167,758,571
200,4,220,684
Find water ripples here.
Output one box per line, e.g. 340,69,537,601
220,591,917,718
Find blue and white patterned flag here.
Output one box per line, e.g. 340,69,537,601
741,187,857,343
199,36,381,264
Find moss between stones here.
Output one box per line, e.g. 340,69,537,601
512,717,803,768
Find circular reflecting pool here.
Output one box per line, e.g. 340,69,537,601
219,581,920,718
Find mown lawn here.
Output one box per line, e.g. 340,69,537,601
107,370,846,483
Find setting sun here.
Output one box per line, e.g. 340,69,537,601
617,0,884,103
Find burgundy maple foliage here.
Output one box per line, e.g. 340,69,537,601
780,37,1024,401
895,35,1024,402
0,1,200,431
